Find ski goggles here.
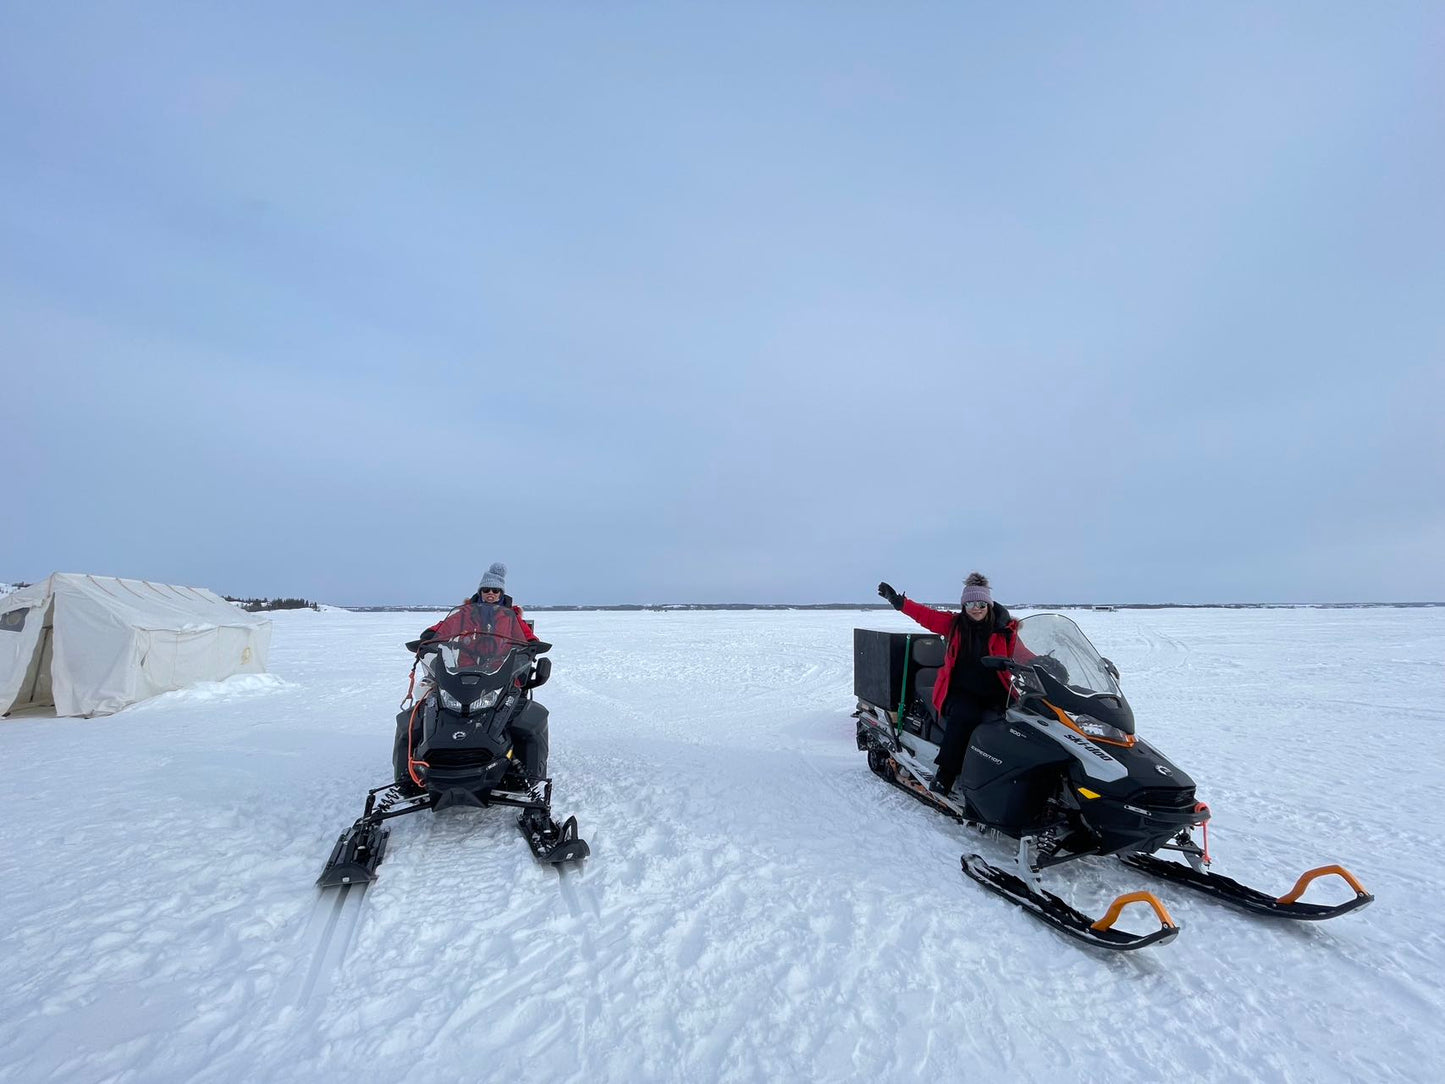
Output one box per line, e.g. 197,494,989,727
964,601,990,611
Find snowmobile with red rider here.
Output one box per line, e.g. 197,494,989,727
853,611,1373,950
317,601,589,890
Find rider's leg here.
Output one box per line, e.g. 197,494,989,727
509,701,550,781
933,700,985,791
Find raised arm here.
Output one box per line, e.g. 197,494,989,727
899,597,954,637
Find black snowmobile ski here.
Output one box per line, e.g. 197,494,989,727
317,783,435,888
962,854,1180,951
519,810,591,865
317,821,389,889
1119,854,1374,920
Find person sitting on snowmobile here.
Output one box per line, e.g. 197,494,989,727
420,562,538,652
877,571,1030,796
407,562,549,783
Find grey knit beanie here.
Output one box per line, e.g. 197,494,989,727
478,562,507,592
961,571,992,606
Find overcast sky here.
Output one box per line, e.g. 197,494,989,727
3,2,1441,607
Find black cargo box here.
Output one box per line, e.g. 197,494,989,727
854,628,948,709
855,629,909,708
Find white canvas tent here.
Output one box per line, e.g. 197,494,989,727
0,573,271,718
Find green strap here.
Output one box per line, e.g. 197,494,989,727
895,634,913,740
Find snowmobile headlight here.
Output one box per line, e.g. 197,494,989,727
1069,713,1132,744
439,686,502,712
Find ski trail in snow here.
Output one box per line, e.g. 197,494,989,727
554,864,584,918
281,883,368,1011
556,861,603,921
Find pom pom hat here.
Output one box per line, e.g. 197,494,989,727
961,571,992,607
478,563,507,592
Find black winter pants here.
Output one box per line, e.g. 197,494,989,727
509,701,550,782
933,698,996,788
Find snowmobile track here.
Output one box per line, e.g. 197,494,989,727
555,861,603,920
284,882,368,1010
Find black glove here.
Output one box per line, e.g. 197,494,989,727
418,627,436,642
877,582,904,610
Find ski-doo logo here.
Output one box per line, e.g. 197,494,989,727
1060,729,1117,764
452,731,466,740
1156,765,1173,776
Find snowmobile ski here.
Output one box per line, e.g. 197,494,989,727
962,853,1180,951
1119,853,1374,920
317,820,390,888
317,783,435,888
519,810,591,865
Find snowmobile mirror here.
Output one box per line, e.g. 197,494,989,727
526,657,552,690
1102,657,1120,680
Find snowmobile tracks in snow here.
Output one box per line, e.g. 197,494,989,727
554,860,603,921
282,881,370,1010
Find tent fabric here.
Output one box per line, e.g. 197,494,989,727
0,573,271,718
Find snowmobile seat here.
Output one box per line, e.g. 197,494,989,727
908,637,946,733
910,636,945,674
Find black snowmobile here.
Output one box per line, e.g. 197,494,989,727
317,620,589,890
853,613,1372,950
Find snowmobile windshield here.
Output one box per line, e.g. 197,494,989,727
431,633,532,676
422,601,536,675
1010,614,1122,698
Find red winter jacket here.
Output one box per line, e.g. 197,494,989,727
427,599,538,644
900,598,1031,713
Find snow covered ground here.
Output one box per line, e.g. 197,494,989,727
1,606,1442,1083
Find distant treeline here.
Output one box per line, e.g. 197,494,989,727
225,596,321,612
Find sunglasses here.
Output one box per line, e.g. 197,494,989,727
964,601,990,611
479,587,503,594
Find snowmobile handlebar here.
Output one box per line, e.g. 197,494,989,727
980,655,1022,671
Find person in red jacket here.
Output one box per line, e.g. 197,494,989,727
877,571,1028,796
